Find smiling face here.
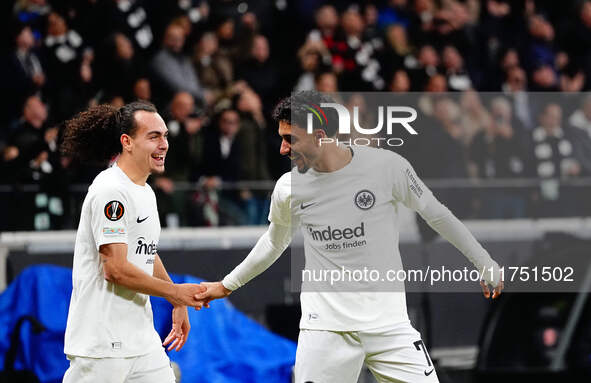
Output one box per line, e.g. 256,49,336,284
278,120,321,173
123,111,169,176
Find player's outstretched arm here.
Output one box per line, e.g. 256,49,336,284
391,154,503,298
194,222,292,305
417,198,504,299
100,243,206,307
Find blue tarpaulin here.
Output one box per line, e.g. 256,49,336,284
0,265,296,382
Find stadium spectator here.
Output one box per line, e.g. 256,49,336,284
382,23,414,80
503,65,527,93
569,94,591,139
308,5,339,43
315,71,338,93
333,5,385,90
469,97,529,218
530,64,558,91
6,95,66,230
503,66,534,130
530,103,584,217
566,96,591,177
389,69,411,92
212,15,239,65
442,45,472,91
236,34,278,114
9,95,48,157
95,33,143,102
501,49,520,74
153,92,206,227
13,0,51,40
163,92,205,182
0,95,46,206
133,77,152,102
4,23,45,125
410,0,471,49
213,12,260,80
96,0,154,55
42,11,93,122
532,104,581,176
486,47,521,91
294,39,330,93
202,109,246,225
428,97,470,218
479,0,522,56
235,88,271,225
459,90,490,145
151,23,205,109
425,73,447,92
177,1,209,31
233,12,261,61
14,94,63,184
362,3,380,40
526,15,556,71
150,0,209,50
193,32,233,105
412,44,440,90
570,1,591,88
433,97,467,150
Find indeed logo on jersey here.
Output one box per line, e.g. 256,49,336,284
135,237,157,255
307,223,367,250
308,222,365,241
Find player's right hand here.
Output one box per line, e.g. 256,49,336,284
194,281,232,308
170,283,207,309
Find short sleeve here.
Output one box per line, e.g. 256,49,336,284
90,187,130,250
268,172,292,227
391,153,434,212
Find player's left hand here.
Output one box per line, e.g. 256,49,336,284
480,279,504,299
163,305,190,351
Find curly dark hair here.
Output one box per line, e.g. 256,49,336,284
272,90,339,137
60,101,157,164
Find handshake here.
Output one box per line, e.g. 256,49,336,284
162,281,232,352
167,281,232,310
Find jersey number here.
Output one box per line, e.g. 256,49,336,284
413,339,433,367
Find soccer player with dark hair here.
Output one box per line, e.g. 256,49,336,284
61,101,204,382
197,91,503,382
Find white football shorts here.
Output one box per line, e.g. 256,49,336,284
62,347,176,383
294,320,439,383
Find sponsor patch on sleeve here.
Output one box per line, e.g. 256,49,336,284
104,200,125,221
103,227,126,236
405,168,424,199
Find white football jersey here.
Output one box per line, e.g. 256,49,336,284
64,163,162,357
269,146,435,331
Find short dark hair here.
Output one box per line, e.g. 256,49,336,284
60,101,157,164
272,90,339,137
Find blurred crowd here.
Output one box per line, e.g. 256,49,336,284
1,0,591,231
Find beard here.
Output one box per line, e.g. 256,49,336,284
297,164,310,173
